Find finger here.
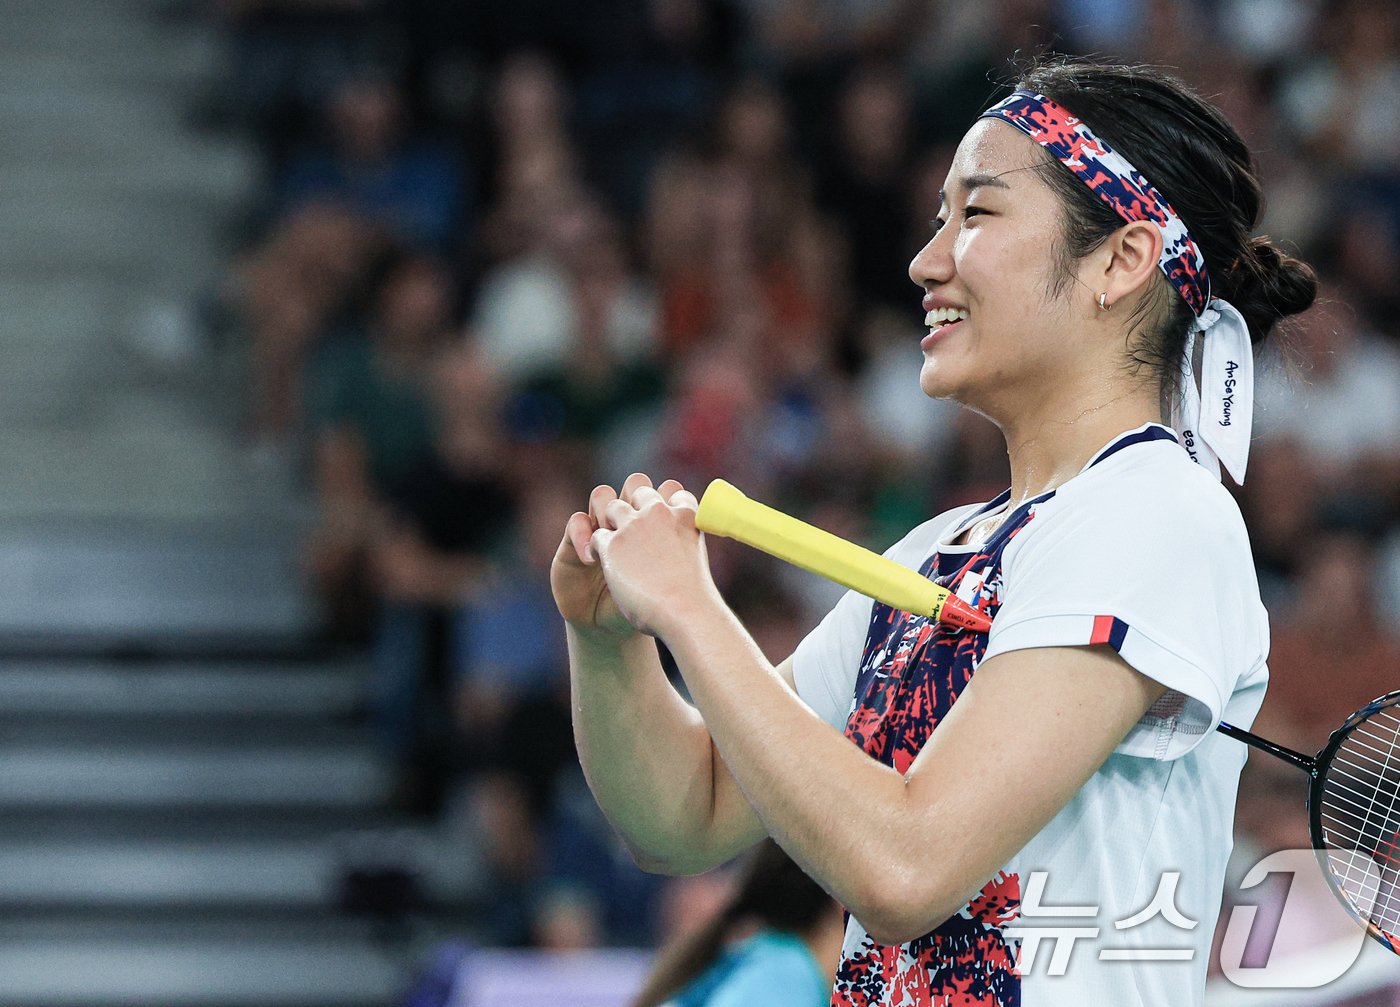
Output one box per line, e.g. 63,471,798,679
620,472,654,506
563,511,597,564
590,527,614,560
656,478,685,501
668,489,699,513
604,497,635,529
630,485,664,510
589,484,618,529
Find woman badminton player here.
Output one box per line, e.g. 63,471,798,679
552,59,1317,1005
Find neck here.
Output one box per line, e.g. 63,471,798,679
994,380,1162,506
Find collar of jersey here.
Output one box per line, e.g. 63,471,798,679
1081,421,1179,471
940,422,1179,554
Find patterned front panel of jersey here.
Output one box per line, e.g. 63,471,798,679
832,501,1037,1007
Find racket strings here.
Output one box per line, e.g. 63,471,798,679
1320,707,1400,935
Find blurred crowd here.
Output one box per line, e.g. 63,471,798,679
206,0,1400,978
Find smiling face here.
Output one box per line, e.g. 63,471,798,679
909,118,1099,419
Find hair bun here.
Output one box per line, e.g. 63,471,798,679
1228,237,1318,344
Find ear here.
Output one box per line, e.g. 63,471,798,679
1094,220,1164,308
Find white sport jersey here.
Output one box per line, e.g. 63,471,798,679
791,423,1270,1007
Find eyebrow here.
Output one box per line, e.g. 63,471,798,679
938,173,1013,204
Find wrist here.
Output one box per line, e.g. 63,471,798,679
568,621,649,657
655,584,733,662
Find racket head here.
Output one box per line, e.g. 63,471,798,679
1308,689,1400,954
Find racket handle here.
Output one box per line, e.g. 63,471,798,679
696,479,991,633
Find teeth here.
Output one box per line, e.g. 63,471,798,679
924,307,970,327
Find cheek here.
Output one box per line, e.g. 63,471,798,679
958,227,1063,323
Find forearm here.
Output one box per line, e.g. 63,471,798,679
568,626,738,872
662,602,944,933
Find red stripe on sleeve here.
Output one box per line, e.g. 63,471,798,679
1090,615,1114,646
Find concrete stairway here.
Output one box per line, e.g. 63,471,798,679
0,657,413,1006
0,0,287,524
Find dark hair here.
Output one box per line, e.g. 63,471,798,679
630,841,835,1007
1011,58,1317,390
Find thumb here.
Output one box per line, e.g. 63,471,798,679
589,527,614,562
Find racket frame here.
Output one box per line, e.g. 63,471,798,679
1304,689,1400,954
1215,693,1400,954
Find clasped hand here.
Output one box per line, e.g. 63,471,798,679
552,472,720,640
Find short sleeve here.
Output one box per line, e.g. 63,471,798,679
983,468,1268,760
791,505,981,732
791,586,872,730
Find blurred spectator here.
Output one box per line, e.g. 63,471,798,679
814,64,914,314
474,53,582,265
232,202,383,447
541,767,672,947
465,771,545,945
1250,533,1400,756
452,477,575,819
1236,438,1323,613
650,149,842,370
277,74,465,251
1252,288,1400,531
473,195,658,389
655,869,740,948
721,561,808,661
213,0,384,169
1329,202,1400,324
366,343,520,811
566,0,735,218
655,343,766,492
303,252,460,641
532,886,607,951
630,840,843,1007
1278,0,1400,176
652,74,841,370
453,477,568,703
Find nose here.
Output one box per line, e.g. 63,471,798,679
908,225,954,291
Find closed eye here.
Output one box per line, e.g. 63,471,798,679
930,205,989,235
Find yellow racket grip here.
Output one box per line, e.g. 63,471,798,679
695,479,990,633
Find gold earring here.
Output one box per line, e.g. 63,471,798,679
1098,292,1112,311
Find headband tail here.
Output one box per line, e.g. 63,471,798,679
1172,327,1219,480
1196,301,1254,483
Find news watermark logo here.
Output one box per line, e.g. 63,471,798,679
1003,849,1381,988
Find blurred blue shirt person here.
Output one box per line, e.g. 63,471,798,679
633,841,843,1007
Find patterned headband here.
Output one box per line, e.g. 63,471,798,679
979,89,1212,317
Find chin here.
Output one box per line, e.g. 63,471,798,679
918,357,967,402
